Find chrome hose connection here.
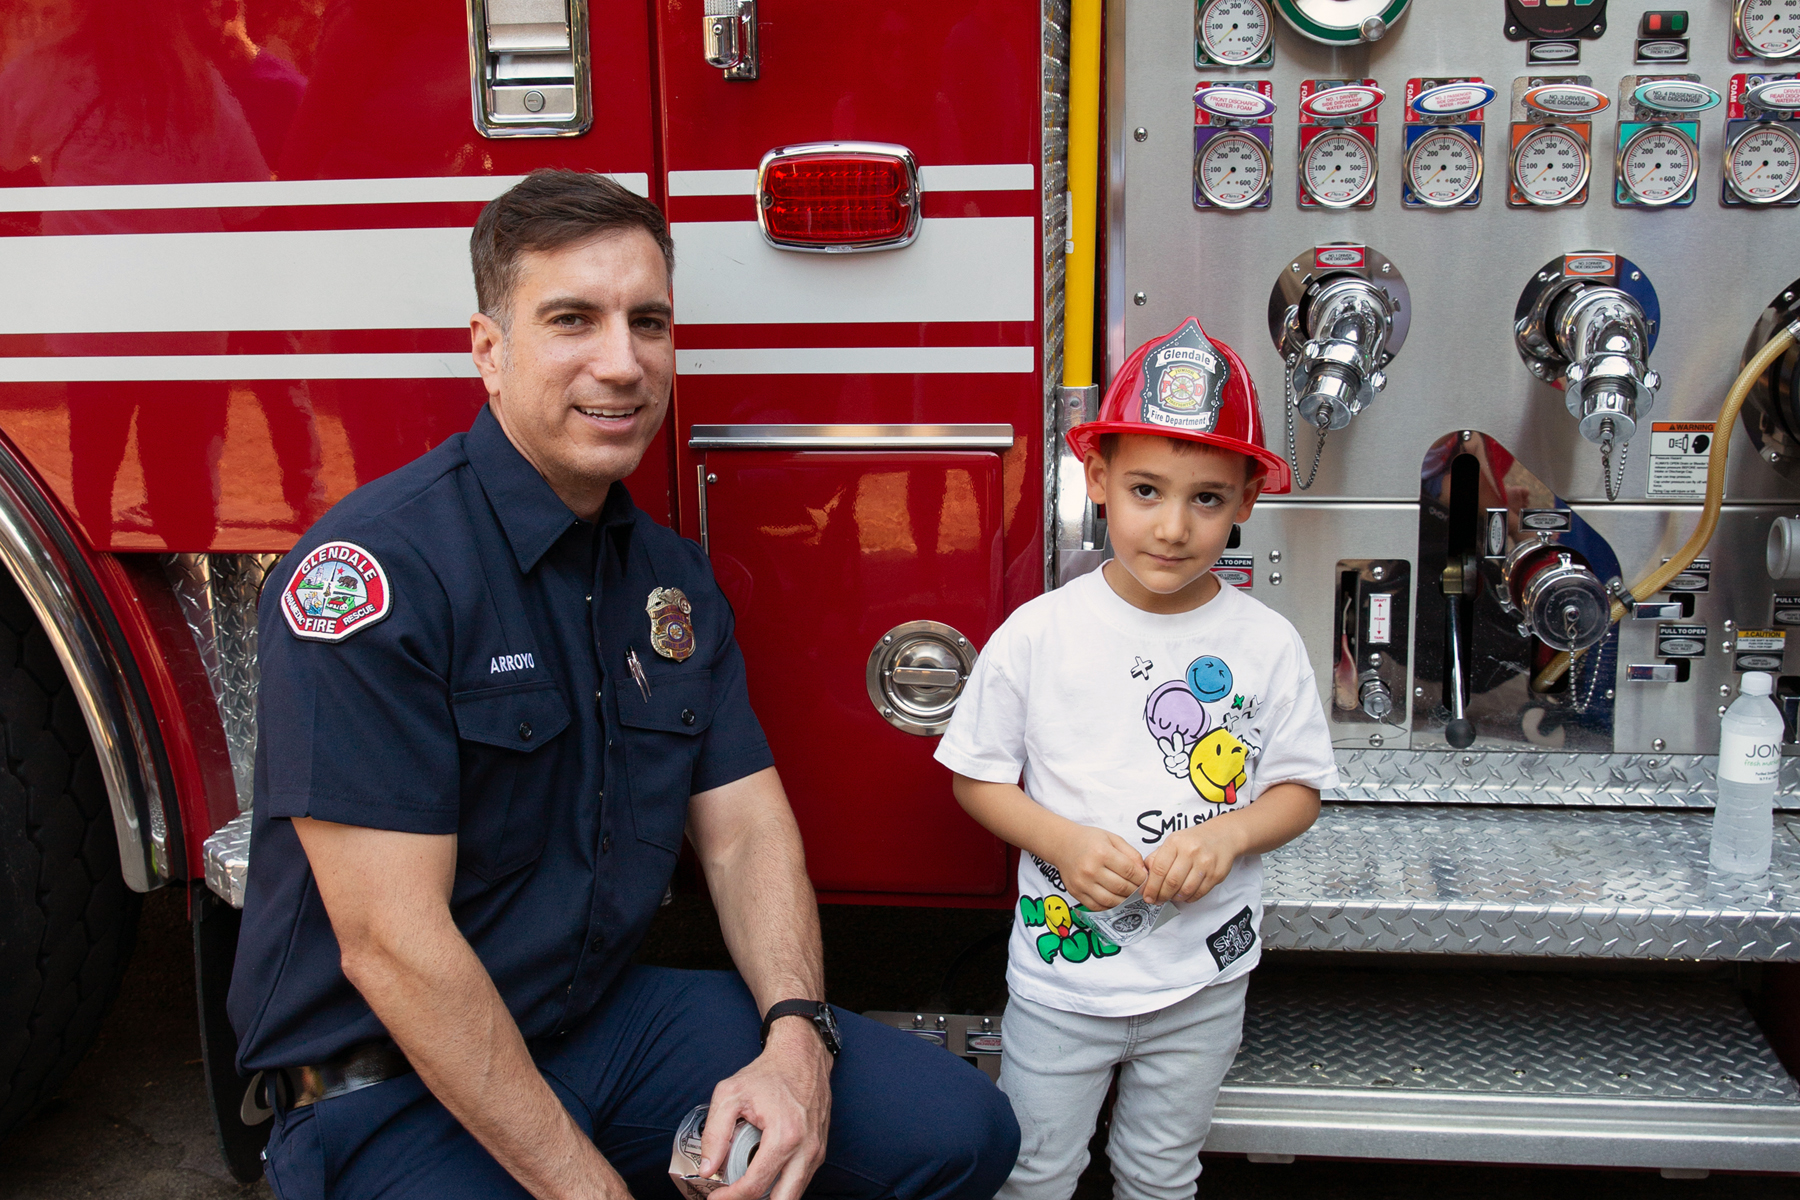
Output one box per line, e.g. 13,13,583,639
1552,284,1661,447
1292,278,1395,431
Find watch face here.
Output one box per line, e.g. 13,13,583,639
816,1003,844,1050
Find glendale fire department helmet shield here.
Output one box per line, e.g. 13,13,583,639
1067,317,1291,493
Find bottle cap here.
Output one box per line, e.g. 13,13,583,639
1741,671,1775,696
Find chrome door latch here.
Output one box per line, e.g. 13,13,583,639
867,622,978,736
704,0,758,80
468,0,591,136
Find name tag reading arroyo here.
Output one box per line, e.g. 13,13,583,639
282,540,393,642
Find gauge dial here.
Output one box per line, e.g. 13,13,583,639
1738,0,1800,59
1198,0,1273,64
1617,125,1698,205
1275,0,1411,44
1511,125,1591,206
1404,127,1482,207
1300,129,1377,207
1726,122,1800,202
1196,131,1272,208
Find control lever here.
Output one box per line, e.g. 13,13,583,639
1441,553,1476,749
1268,244,1410,491
1515,253,1662,501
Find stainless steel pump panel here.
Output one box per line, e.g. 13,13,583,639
1111,0,1800,766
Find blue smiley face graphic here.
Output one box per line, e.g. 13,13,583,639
1186,655,1233,702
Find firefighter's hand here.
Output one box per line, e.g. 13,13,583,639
1156,735,1191,777
699,1019,832,1200
1049,824,1147,912
1143,819,1246,905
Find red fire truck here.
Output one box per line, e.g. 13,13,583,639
3,0,1800,1185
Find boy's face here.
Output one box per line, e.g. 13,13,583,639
1085,434,1262,614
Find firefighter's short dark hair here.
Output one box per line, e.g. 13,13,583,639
470,169,675,328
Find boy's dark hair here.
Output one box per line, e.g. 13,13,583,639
470,169,674,329
1096,432,1263,484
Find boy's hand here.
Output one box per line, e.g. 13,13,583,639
1048,825,1148,912
1142,819,1247,905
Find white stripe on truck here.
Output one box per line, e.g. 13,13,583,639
0,217,1035,335
671,218,1035,326
0,227,479,333
0,173,650,213
0,354,481,382
676,345,1034,375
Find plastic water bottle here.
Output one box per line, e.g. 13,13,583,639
1711,671,1784,877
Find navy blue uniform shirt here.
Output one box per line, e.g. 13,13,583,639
229,406,772,1071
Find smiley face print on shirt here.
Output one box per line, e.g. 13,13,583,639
1143,654,1261,806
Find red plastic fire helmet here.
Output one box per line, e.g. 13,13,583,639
1066,317,1291,494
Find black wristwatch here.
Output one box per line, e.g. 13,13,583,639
760,1000,842,1057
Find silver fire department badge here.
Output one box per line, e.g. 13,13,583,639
647,587,695,661
1136,318,1227,434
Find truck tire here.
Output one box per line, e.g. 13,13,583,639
0,569,140,1136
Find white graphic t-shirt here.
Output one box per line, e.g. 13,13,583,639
935,568,1338,1018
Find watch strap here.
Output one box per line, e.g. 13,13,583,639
760,999,839,1055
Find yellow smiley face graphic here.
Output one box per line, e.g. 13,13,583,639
1188,728,1249,805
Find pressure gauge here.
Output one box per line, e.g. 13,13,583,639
1198,0,1274,65
1301,129,1377,207
1275,0,1411,44
1196,131,1273,208
1511,125,1591,206
1737,0,1800,59
1405,127,1482,206
1617,124,1699,205
1726,122,1800,202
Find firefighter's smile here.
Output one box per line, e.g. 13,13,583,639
574,403,643,427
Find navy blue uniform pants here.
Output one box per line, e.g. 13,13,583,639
261,966,1020,1200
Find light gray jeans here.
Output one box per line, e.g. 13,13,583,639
995,975,1249,1200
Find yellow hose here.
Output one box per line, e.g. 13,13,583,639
1062,0,1101,389
1533,324,1799,691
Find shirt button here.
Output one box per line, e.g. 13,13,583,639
518,721,533,741
589,935,604,953
601,835,613,854
681,709,696,726
585,594,592,603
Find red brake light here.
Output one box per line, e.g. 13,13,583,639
757,144,920,251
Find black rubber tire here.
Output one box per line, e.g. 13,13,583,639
0,568,140,1135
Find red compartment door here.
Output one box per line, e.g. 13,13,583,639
702,450,1009,896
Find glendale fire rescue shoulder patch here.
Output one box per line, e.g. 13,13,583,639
1135,318,1228,435
280,540,392,643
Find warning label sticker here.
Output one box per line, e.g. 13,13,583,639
1646,421,1713,499
1211,554,1253,589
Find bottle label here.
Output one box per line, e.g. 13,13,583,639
1719,728,1782,785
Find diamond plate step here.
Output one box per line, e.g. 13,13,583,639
1263,807,1800,960
1329,748,1800,810
1211,970,1800,1172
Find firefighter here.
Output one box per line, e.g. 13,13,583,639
227,170,1019,1200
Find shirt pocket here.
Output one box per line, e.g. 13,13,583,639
614,669,713,854
450,682,572,881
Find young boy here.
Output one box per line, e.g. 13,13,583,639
934,318,1337,1200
